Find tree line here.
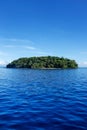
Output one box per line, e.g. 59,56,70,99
6,56,78,69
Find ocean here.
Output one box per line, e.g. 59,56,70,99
0,68,87,130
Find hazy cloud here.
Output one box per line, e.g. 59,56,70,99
79,61,87,67
3,45,16,48
0,38,33,43
23,46,36,50
35,51,50,55
0,60,7,65
0,51,7,56
82,61,87,65
3,44,36,50
80,51,87,54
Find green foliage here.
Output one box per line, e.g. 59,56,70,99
6,56,78,69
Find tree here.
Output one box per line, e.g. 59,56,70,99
7,56,78,69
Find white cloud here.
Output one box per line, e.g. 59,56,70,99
3,44,36,50
83,62,87,65
0,38,33,43
0,60,7,66
24,46,36,50
79,61,87,67
0,38,52,61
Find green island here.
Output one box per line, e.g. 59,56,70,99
6,56,78,69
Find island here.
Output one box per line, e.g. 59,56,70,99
6,56,78,69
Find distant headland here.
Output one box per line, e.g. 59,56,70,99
6,56,78,69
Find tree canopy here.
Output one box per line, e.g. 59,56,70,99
6,56,78,69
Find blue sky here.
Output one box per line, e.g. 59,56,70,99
0,0,87,66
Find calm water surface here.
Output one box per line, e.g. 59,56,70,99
0,68,87,130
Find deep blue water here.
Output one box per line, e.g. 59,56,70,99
0,68,87,130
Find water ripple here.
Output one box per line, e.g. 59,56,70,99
0,68,87,129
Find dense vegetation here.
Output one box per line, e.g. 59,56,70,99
6,56,78,69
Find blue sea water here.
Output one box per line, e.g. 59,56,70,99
0,68,87,130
